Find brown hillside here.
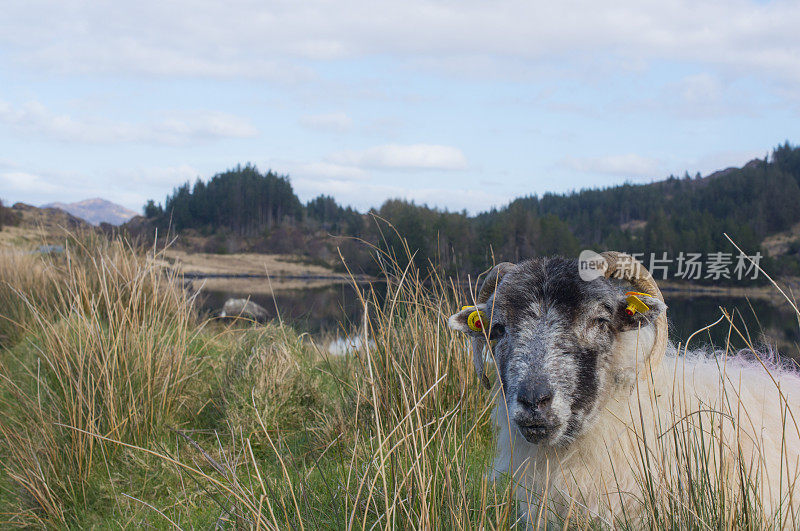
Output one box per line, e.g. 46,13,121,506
0,203,94,250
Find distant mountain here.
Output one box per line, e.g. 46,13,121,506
44,198,138,226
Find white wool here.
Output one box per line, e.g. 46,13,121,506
492,327,800,525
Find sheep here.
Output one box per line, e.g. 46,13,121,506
448,251,800,525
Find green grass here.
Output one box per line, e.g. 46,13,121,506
0,233,512,528
0,231,798,528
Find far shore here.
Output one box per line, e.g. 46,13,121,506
163,250,376,294
5,225,798,305
171,249,800,307
658,278,800,305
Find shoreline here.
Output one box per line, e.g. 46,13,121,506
171,249,800,305
658,278,800,304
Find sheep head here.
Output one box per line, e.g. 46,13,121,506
448,253,667,447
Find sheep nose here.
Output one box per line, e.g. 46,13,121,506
517,380,553,415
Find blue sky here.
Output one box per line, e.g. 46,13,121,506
2,0,799,215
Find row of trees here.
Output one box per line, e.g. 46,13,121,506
143,143,800,279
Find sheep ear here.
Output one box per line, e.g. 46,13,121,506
617,294,666,331
449,262,513,336
449,262,514,391
447,304,486,335
448,304,492,389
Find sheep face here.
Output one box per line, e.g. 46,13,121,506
450,257,665,448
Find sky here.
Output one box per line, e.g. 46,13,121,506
2,0,800,215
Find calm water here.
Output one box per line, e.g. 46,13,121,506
196,282,800,360
667,295,799,357
198,282,378,334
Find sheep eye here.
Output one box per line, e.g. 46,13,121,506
594,317,610,328
489,323,506,339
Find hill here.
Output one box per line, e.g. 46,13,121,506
44,198,138,226
132,143,800,280
0,202,94,250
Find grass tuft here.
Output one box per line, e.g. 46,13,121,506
0,233,201,526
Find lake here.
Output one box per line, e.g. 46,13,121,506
667,294,799,357
195,280,800,361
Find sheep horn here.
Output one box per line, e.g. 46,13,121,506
600,251,668,372
477,262,515,304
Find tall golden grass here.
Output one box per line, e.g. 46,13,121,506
0,233,202,526
0,250,59,346
0,229,798,528
122,239,519,528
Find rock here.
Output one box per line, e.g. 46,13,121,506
219,298,269,321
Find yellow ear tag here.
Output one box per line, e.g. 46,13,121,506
624,292,651,316
462,305,487,332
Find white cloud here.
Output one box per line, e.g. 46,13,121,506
331,144,468,170
299,111,353,133
670,73,746,118
564,154,661,178
1,164,203,212
610,71,763,120
293,162,368,181
2,1,800,90
108,164,201,188
679,73,723,105
0,171,62,194
155,112,258,142
0,100,258,145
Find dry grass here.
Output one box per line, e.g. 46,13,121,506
762,221,800,257
162,250,339,277
0,251,60,346
135,235,800,529
157,250,358,294
0,228,798,528
0,233,202,527
136,240,516,528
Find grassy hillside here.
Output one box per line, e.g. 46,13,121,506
1,232,799,527
0,202,92,251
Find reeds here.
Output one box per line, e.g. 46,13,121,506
0,249,60,347
0,229,798,528
124,237,518,528
0,233,201,526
